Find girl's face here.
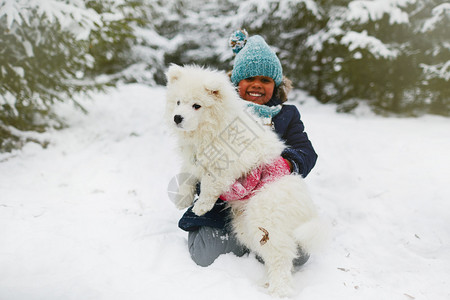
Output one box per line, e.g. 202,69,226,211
238,76,275,105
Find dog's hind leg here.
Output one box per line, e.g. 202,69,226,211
235,207,297,297
266,257,295,297
251,228,297,297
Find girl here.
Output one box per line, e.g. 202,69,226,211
178,30,318,267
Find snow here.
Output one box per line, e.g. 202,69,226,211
341,30,399,59
1,84,449,300
347,0,413,25
0,0,101,40
421,3,450,32
274,0,322,19
420,61,450,81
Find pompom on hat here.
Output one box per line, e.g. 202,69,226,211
229,29,283,87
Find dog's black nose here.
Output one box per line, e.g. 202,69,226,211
174,115,183,124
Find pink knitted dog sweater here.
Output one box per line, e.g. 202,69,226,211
219,156,291,201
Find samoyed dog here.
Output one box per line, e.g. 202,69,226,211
165,64,324,297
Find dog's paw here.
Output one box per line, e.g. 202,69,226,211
265,272,294,298
192,200,215,216
173,183,195,210
267,282,294,298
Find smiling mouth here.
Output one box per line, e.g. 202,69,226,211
248,92,263,97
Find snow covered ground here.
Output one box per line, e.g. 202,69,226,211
0,84,449,300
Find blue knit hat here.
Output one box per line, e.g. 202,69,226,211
230,30,283,86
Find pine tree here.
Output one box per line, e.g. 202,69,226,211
0,0,157,152
0,0,103,151
413,1,450,115
303,0,449,115
85,0,166,85
1,0,448,153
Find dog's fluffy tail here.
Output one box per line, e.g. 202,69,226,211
294,217,329,254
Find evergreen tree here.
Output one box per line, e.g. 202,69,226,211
1,0,448,153
413,1,450,115
0,0,152,152
0,0,102,151
86,0,166,85
304,0,449,115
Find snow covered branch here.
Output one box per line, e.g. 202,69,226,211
341,30,399,59
347,0,414,24
420,61,450,81
0,0,101,40
421,3,450,32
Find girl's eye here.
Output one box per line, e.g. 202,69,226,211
192,104,201,110
176,100,180,105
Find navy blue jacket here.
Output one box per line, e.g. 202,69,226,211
268,97,317,177
178,96,317,231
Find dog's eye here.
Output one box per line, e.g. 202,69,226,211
192,104,201,110
177,100,180,105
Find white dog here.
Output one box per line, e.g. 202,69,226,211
165,64,324,297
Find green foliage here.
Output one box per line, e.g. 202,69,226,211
86,0,148,78
294,0,450,115
1,0,449,153
0,0,148,152
159,0,448,116
0,10,99,152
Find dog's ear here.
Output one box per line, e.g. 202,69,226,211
204,87,221,99
166,64,183,84
204,80,223,100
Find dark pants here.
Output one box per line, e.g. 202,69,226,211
188,226,310,268
188,226,247,267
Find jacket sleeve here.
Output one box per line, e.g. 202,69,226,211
280,107,318,177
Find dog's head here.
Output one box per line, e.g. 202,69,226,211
165,64,237,132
